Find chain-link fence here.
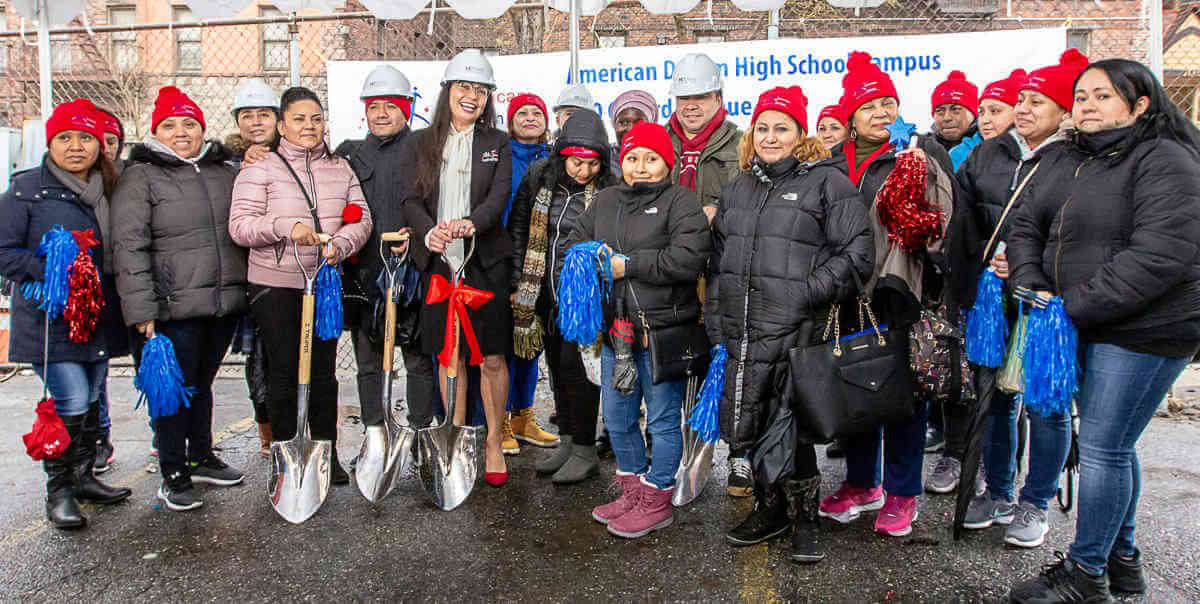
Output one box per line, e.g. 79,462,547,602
2,0,1197,380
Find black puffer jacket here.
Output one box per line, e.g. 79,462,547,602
957,129,1068,268
111,140,248,326
708,156,874,451
828,136,979,318
508,111,616,319
564,177,710,339
1008,126,1200,358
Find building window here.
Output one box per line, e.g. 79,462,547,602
51,34,72,72
174,6,202,72
695,33,725,44
109,6,138,71
1067,29,1091,55
598,33,626,48
261,6,289,72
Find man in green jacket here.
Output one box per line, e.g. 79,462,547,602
667,53,741,224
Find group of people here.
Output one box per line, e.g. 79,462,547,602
2,42,1197,603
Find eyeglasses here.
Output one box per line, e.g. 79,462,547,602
452,81,493,97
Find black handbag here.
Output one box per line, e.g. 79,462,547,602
626,279,711,384
787,297,916,441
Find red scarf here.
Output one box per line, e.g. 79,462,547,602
669,107,728,192
843,138,894,186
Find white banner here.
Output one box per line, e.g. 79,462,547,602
327,28,1065,149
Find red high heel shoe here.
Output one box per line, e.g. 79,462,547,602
484,471,508,487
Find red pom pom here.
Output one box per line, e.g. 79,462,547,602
1010,69,1028,81
875,153,944,254
64,250,103,344
847,51,873,71
23,398,70,461
1060,48,1089,68
948,70,967,81
342,203,363,224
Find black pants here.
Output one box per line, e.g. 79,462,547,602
544,326,599,446
351,327,436,428
250,285,339,443
148,316,237,479
246,328,271,424
942,400,971,460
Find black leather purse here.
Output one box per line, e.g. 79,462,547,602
787,296,916,442
626,279,711,384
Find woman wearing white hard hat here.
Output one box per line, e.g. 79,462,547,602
399,49,516,487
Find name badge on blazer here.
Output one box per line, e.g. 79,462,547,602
481,149,499,163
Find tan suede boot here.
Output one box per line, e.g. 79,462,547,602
501,414,520,455
510,407,560,447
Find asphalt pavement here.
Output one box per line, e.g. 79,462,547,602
1,370,1197,602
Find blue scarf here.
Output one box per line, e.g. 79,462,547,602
505,140,550,226
949,131,983,171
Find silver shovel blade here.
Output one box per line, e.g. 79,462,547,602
672,439,715,507
355,424,417,503
268,436,332,524
417,424,479,511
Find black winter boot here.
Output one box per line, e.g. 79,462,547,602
786,476,826,564
1106,549,1146,595
46,414,86,529
74,403,132,504
330,448,350,485
726,483,790,546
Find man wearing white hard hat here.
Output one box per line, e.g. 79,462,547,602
667,53,741,223
334,65,437,436
552,84,595,135
667,53,747,500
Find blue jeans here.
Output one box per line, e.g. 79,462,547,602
1069,343,1189,575
506,353,540,412
984,390,1071,509
33,360,109,418
844,397,928,497
97,381,112,436
600,345,684,490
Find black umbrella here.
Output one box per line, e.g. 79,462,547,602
954,366,997,540
750,399,797,492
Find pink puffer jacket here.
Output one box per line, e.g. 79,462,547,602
229,137,372,290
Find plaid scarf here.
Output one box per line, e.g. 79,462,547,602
512,182,595,359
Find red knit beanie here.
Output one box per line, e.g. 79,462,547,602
152,86,206,133
840,51,900,117
751,86,810,133
931,70,979,116
1022,49,1090,111
363,96,413,122
815,104,847,130
980,69,1028,108
620,121,675,170
45,98,104,145
507,93,548,125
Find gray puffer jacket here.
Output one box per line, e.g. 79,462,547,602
111,139,248,325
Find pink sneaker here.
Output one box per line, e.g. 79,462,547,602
607,477,674,539
874,494,919,537
591,473,642,524
818,482,884,523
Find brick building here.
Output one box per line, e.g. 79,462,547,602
1,0,1196,138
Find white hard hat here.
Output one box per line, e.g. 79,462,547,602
553,84,594,112
440,49,496,88
231,78,278,119
361,65,413,100
670,53,723,97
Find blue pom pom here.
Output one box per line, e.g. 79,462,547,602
688,344,726,444
314,263,343,341
134,335,194,419
1022,297,1078,416
556,241,613,347
23,226,78,321
965,269,1009,367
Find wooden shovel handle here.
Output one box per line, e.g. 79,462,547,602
380,231,410,242
382,287,396,374
298,293,315,386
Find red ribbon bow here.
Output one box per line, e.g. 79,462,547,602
425,273,494,368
